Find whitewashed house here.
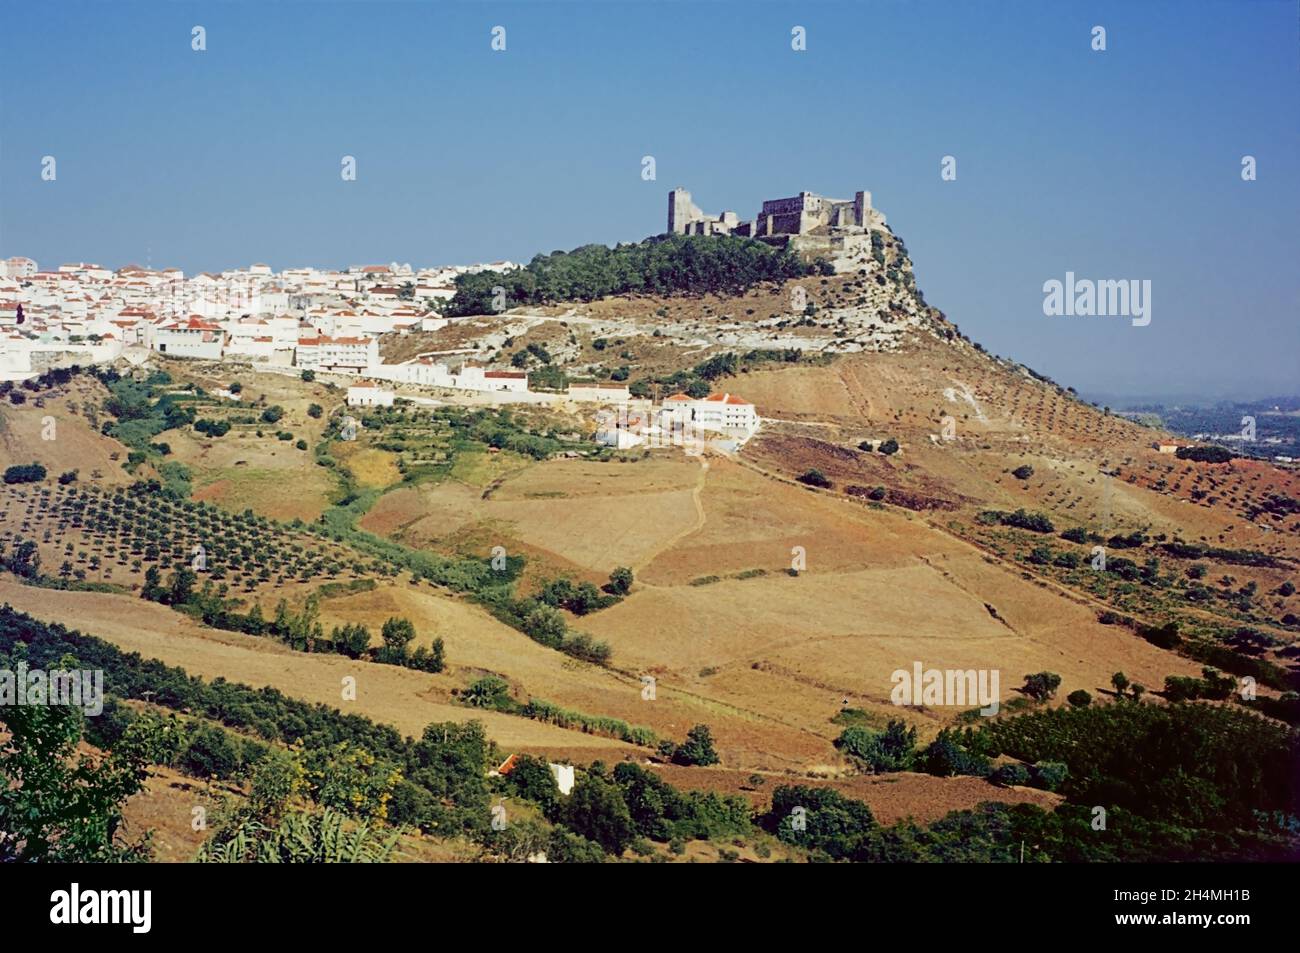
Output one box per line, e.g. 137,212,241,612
347,381,395,407
153,316,225,359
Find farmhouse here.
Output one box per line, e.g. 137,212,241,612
347,381,394,407
663,392,759,435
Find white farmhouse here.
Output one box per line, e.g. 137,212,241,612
662,392,759,435
347,381,395,407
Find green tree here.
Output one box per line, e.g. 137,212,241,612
672,724,720,766
378,616,416,663
559,771,635,855
0,684,179,861
608,566,634,596
179,724,242,780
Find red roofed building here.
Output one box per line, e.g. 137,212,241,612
662,392,758,435
152,315,225,359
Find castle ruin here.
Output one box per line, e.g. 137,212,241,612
666,187,887,268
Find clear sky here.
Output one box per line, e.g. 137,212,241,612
1,1,1296,400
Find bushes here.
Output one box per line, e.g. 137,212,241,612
991,763,1030,787
179,724,243,780
764,785,877,860
835,720,917,773
3,463,46,484
797,468,832,488
612,762,749,842
1000,509,1056,533
1176,445,1233,463
1021,671,1062,701
193,418,230,437
1011,465,1034,480
918,729,991,778
447,234,817,316
556,770,636,855
980,700,1298,829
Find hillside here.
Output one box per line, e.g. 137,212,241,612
2,230,1296,864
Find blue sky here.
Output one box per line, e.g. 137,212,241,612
1,1,1296,400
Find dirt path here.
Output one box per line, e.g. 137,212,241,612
629,454,709,575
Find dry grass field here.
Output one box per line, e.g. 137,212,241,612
0,377,136,487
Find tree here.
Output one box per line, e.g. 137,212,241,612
141,565,165,601
3,463,46,484
332,623,372,659
836,719,916,772
378,617,416,663
1067,689,1092,708
797,469,832,488
179,724,242,779
307,403,323,419
1021,672,1062,701
878,438,900,455
504,754,561,814
991,763,1030,787
559,771,635,855
0,688,178,861
5,540,42,579
1111,672,1130,696
608,566,634,596
167,566,197,606
300,370,315,382
1012,464,1034,480
672,724,720,766
464,676,511,709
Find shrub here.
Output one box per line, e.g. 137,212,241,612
1012,465,1034,480
797,469,832,488
1029,761,1069,792
3,463,46,484
1021,672,1062,701
992,763,1030,787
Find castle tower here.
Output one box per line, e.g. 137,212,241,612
854,190,872,227
668,188,694,234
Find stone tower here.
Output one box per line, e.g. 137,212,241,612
854,190,872,227
668,188,695,234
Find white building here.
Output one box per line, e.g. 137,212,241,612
2,257,37,279
153,316,225,359
347,381,395,407
568,382,631,403
663,392,759,435
295,334,379,374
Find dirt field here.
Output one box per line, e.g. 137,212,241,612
0,378,135,487
0,578,636,753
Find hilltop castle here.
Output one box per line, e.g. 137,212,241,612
666,187,887,267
